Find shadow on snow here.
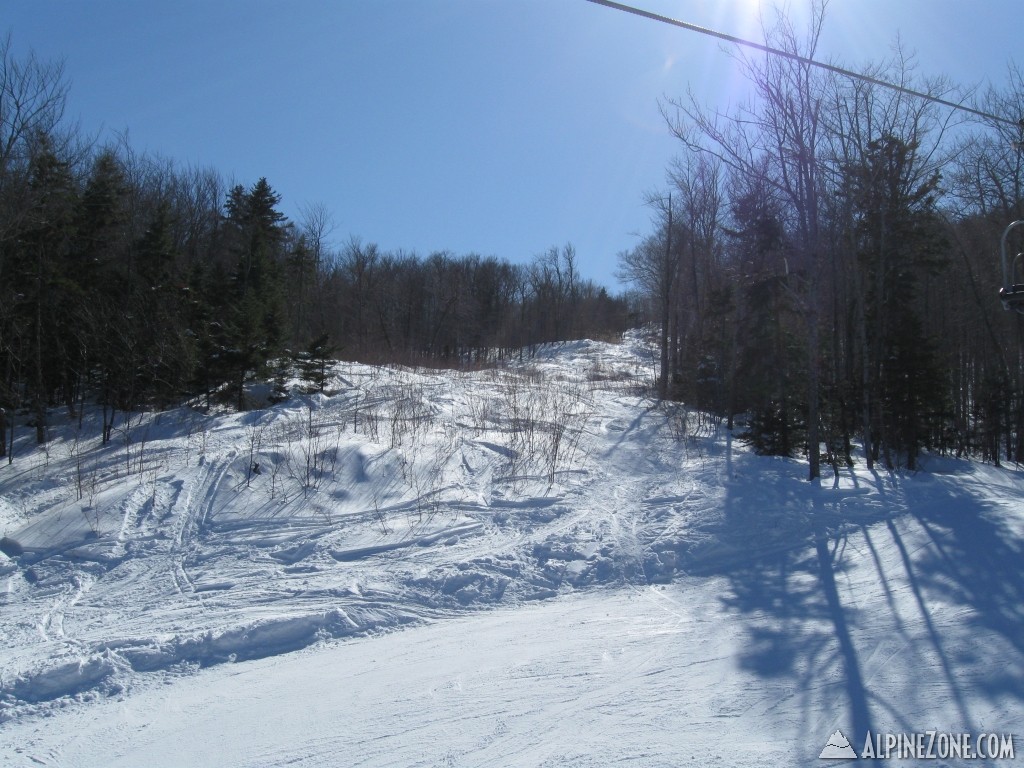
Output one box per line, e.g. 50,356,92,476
700,446,1024,765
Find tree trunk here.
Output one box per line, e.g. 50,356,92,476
807,258,821,482
854,266,873,470
658,201,674,401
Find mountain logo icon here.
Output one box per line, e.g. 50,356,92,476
819,729,858,759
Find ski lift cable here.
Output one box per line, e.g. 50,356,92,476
586,0,1024,312
583,0,1022,129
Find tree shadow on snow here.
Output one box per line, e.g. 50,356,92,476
694,452,1024,765
908,476,1024,695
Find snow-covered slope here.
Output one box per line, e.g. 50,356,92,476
2,331,1022,766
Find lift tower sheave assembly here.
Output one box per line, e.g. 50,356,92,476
999,219,1024,313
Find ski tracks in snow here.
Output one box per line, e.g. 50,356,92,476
36,572,93,645
5,332,1024,757
610,484,645,583
167,450,236,598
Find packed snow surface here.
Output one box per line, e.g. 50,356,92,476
1,331,1022,766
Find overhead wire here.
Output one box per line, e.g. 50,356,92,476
583,0,1022,130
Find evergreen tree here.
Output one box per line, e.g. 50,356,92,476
268,354,292,404
295,333,336,394
18,134,79,442
75,150,133,436
217,178,289,409
134,202,195,407
847,135,948,469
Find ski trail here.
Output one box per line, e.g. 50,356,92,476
37,573,92,644
611,483,647,583
114,485,151,544
168,450,236,596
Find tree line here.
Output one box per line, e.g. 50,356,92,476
619,2,1024,477
0,35,628,458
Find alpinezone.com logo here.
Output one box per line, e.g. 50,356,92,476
820,729,1017,760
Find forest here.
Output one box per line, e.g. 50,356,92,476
3,0,1024,481
0,35,629,461
616,4,1024,478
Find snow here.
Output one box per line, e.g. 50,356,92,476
1,330,1023,766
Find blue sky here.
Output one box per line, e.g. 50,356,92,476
5,1,1019,289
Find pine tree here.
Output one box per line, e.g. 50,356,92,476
134,203,195,407
18,134,79,443
294,333,336,394
217,178,289,409
268,354,292,404
75,150,134,435
848,135,948,469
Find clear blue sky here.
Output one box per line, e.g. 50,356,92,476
5,1,1019,289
